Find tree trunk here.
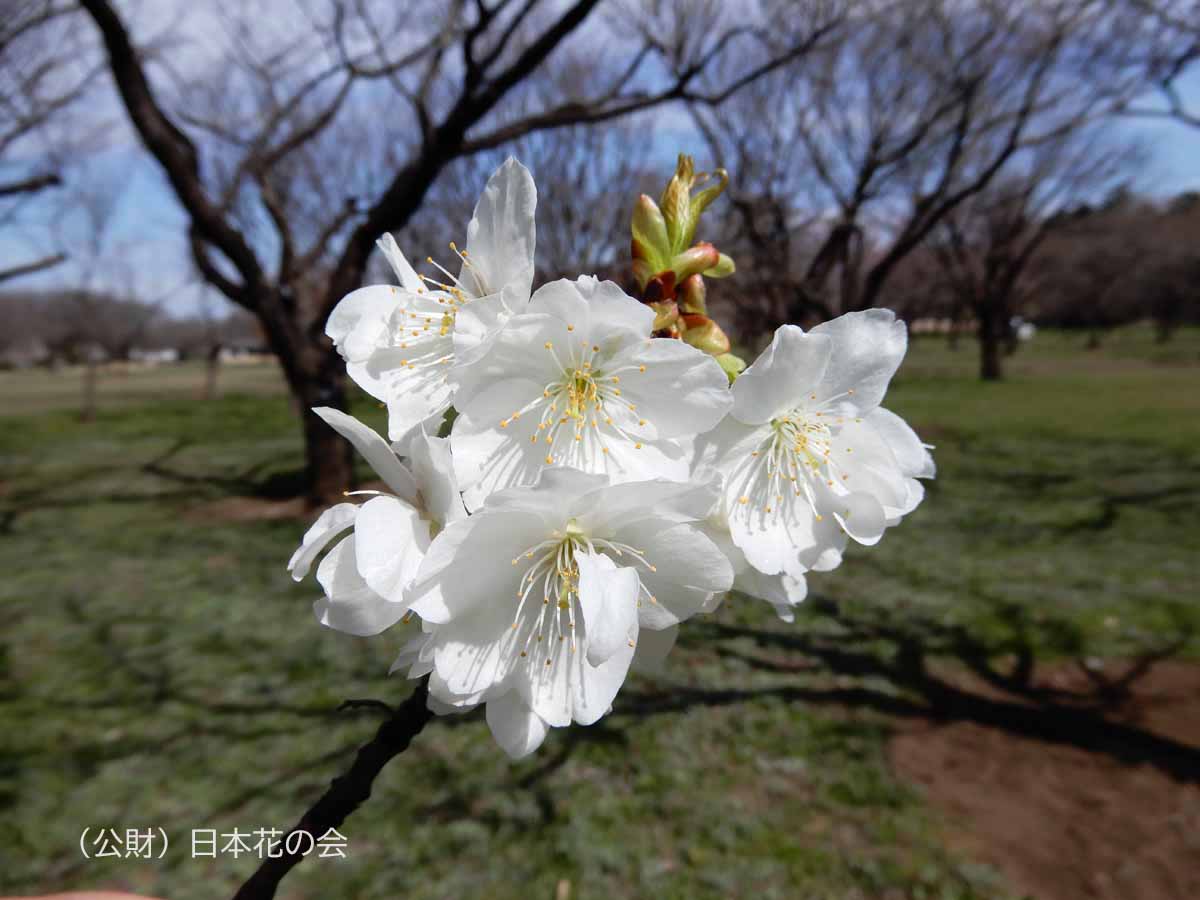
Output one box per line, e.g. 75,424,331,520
978,300,1003,381
290,353,354,508
203,344,220,400
81,357,99,422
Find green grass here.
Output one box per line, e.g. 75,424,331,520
1,326,1197,899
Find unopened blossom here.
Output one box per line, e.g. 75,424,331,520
695,310,935,581
449,275,733,510
402,469,733,758
288,408,465,635
325,158,536,442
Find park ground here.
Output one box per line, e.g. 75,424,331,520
1,326,1198,899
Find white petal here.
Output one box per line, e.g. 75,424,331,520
448,313,562,403
527,276,653,345
735,567,807,622
325,286,398,363
826,489,888,546
580,477,720,535
866,407,935,479
608,338,732,439
407,510,544,623
570,639,635,726
829,418,908,512
575,551,640,666
527,276,654,345
620,522,734,629
486,690,549,759
354,496,430,603
314,535,408,636
631,624,678,675
450,285,529,397
288,503,358,580
810,309,907,413
462,157,536,300
429,594,519,699
731,325,831,425
485,467,612,518
312,407,419,504
407,430,466,525
376,233,423,292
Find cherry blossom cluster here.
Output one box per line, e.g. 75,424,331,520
289,159,934,757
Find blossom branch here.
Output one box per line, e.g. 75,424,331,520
232,677,433,900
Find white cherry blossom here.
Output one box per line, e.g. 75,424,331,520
449,275,733,511
695,310,935,582
287,408,465,636
325,157,536,442
402,469,733,758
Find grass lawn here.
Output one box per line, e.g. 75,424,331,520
1,325,1197,899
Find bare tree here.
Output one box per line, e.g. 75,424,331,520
78,0,841,504
0,0,97,282
696,0,1160,339
928,133,1137,379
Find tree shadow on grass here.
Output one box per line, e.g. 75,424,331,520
141,438,308,500
625,596,1200,784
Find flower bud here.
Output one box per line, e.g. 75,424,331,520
631,194,670,283
679,313,730,356
649,300,679,333
677,273,707,315
708,252,735,279
659,154,695,252
642,271,676,304
716,352,746,383
670,243,720,282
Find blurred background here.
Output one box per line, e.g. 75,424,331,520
1,1,1198,897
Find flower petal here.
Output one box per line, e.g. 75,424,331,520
810,309,907,414
354,496,430,603
575,551,640,666
325,285,398,363
620,521,734,629
312,407,419,503
865,407,935,479
462,157,536,300
288,502,358,580
607,338,732,439
631,624,678,675
527,276,653,345
731,325,831,425
408,510,544,623
407,429,466,525
376,233,423,292
486,689,549,759
314,534,408,636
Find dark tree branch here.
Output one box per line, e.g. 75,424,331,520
0,252,66,283
79,0,267,299
0,172,61,197
232,678,434,900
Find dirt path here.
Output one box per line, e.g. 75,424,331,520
889,662,1200,900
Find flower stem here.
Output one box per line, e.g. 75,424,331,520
231,676,433,899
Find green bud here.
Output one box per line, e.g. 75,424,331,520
649,300,679,332
660,154,695,252
677,274,707,315
707,252,736,279
670,243,720,282
683,168,728,248
679,313,730,356
716,352,746,383
631,194,670,278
